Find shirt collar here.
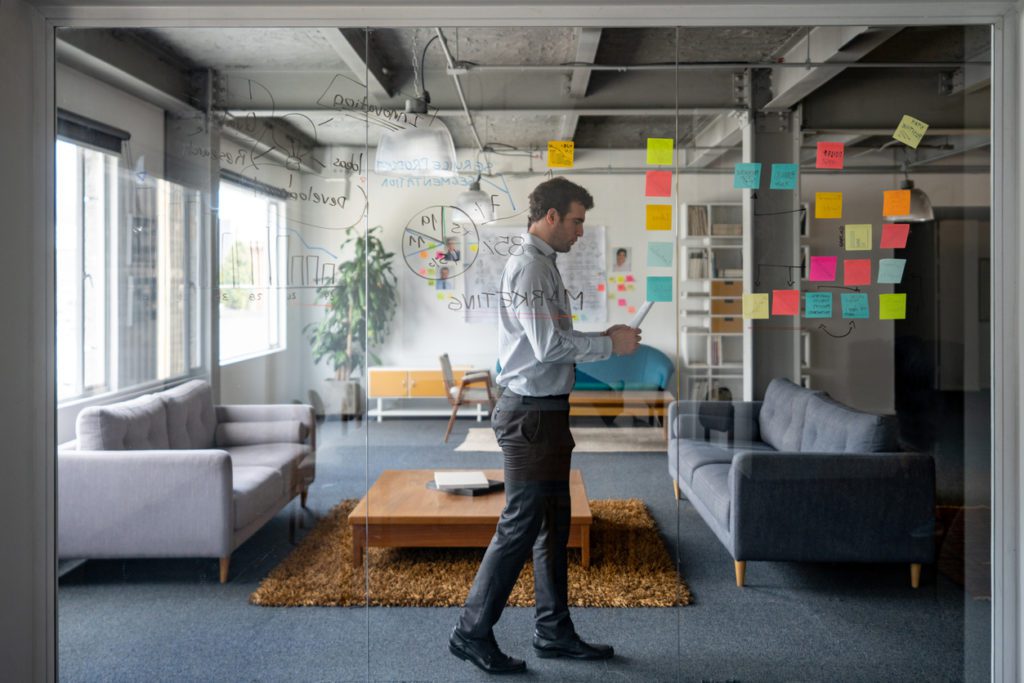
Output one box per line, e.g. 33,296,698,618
524,232,557,261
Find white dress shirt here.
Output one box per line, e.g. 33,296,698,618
495,233,612,396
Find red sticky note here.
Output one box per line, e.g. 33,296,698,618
625,274,635,283
597,283,606,292
617,284,626,292
808,256,837,282
816,142,845,170
645,170,673,197
628,306,637,313
880,223,910,249
772,289,800,316
844,259,871,286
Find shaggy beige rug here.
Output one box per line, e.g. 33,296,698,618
251,498,689,608
455,427,666,453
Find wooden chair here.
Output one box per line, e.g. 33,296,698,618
440,354,496,443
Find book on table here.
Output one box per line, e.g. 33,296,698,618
434,471,490,490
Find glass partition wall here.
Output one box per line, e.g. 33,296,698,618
54,22,992,682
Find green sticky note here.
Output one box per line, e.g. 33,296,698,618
646,276,673,302
647,138,674,166
804,292,833,318
647,242,674,268
877,258,906,284
879,293,907,320
892,114,929,149
841,292,869,319
845,224,872,251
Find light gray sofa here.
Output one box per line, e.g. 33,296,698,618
668,378,935,588
58,379,316,582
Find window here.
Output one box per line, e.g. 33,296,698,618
217,180,287,363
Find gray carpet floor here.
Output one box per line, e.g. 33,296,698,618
58,418,991,682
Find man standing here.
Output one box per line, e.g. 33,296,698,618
449,177,641,674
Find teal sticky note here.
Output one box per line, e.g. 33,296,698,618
733,163,762,189
647,242,674,268
841,292,869,319
877,258,906,284
804,292,833,318
646,276,673,302
770,163,799,190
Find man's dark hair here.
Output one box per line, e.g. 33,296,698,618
527,177,595,225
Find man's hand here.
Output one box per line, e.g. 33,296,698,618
609,326,641,356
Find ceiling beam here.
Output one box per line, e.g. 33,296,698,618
316,28,392,101
558,28,602,141
682,111,746,168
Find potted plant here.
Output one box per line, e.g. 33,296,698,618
305,225,398,418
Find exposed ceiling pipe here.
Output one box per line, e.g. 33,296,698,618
224,107,742,119
493,165,988,177
450,61,988,74
434,28,485,153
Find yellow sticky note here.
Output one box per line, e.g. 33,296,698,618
647,138,674,166
879,293,907,320
815,192,843,219
883,190,911,216
436,292,445,300
547,140,574,168
845,224,873,251
469,244,478,253
617,276,625,283
646,204,672,231
743,293,770,319
892,115,929,149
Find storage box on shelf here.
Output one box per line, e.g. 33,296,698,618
367,366,492,422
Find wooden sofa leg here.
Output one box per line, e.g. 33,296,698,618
910,563,921,589
219,556,231,584
734,560,746,588
672,480,680,500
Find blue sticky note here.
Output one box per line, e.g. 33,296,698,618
804,292,833,318
841,292,869,319
646,276,673,302
733,163,762,189
877,258,906,284
770,163,799,190
647,242,674,268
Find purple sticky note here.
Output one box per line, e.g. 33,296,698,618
808,256,838,282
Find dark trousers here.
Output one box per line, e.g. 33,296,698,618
457,392,576,641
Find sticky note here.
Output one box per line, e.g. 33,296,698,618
877,258,907,284
618,298,627,307
772,289,800,316
617,284,626,292
436,292,445,300
893,115,929,149
770,163,798,190
879,293,907,319
646,276,673,302
627,284,635,291
597,283,605,292
743,293,770,319
881,223,910,249
841,292,870,319
628,306,637,314
883,190,911,217
647,242,674,268
419,251,428,258
733,163,762,189
809,256,838,282
469,243,479,253
418,268,427,276
547,140,574,168
617,276,625,283
646,204,672,231
816,142,845,170
845,224,872,251
625,274,635,283
844,259,871,286
815,192,843,219
645,171,673,197
804,292,833,318
647,138,674,165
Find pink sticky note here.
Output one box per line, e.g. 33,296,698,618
880,223,910,249
844,259,871,286
772,290,800,316
617,298,627,307
617,284,626,292
645,170,673,197
816,142,845,170
597,283,606,292
808,256,838,282
625,275,635,283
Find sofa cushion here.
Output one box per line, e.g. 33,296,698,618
76,394,170,450
759,378,822,452
691,464,732,531
215,420,307,447
801,395,899,453
225,443,311,492
574,344,674,391
160,380,217,450
233,466,284,530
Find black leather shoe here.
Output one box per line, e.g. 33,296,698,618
449,628,527,675
533,632,614,660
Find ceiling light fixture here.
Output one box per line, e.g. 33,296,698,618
455,174,495,225
885,155,934,223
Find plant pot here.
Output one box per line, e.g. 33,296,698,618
323,378,364,420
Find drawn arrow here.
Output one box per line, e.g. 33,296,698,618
819,320,856,338
755,262,804,287
815,284,861,293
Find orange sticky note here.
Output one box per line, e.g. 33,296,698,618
881,223,910,249
772,289,800,316
547,140,574,168
628,306,637,314
645,171,672,197
844,259,871,286
815,192,843,219
816,142,845,170
646,204,672,231
883,190,911,216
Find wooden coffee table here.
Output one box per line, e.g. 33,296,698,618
348,469,592,567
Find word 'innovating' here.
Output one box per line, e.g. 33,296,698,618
446,288,585,313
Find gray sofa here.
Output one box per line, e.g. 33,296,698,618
58,379,316,582
668,378,935,588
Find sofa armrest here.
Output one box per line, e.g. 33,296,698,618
668,400,762,441
57,449,233,558
216,404,316,450
730,451,935,563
